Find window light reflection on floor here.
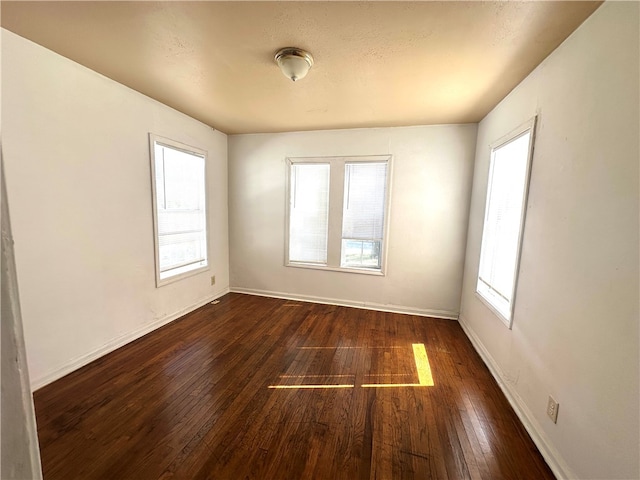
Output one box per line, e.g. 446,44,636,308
268,343,434,389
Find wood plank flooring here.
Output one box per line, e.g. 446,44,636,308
33,293,555,479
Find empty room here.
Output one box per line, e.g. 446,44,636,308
1,1,638,479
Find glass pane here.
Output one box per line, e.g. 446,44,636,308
341,162,387,269
341,239,381,269
342,163,387,240
158,210,206,236
289,163,330,264
154,142,207,280
158,146,205,210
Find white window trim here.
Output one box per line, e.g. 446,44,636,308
476,117,537,329
284,155,392,276
149,134,210,287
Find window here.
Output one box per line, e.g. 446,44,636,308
341,162,387,269
150,135,208,286
286,156,391,274
289,163,330,264
477,118,536,327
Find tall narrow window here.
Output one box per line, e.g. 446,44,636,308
341,162,388,269
288,163,330,264
286,156,391,274
477,119,536,327
150,135,208,286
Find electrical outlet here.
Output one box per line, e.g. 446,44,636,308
210,275,216,286
547,396,559,423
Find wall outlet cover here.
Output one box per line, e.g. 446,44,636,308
547,395,559,423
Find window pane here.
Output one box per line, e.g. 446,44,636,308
289,163,330,264
153,140,207,282
157,210,206,236
157,227,207,275
341,239,382,269
341,162,387,269
477,131,532,320
161,147,204,209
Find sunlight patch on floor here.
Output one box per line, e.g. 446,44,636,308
268,343,434,389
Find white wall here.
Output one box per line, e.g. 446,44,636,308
2,30,230,389
229,125,477,317
459,3,639,479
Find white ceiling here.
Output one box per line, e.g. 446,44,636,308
1,1,601,134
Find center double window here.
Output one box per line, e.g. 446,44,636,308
286,155,391,274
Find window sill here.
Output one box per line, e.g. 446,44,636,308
286,262,385,276
475,290,512,329
156,265,209,287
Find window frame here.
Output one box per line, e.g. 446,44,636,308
284,155,392,276
149,134,210,287
476,117,536,328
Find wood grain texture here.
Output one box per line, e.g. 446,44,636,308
34,293,555,479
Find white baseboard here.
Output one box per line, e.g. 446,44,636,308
230,287,458,320
31,287,230,391
457,314,574,480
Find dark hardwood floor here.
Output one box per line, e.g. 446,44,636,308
33,293,555,479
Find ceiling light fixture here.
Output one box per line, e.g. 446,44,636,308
274,47,314,82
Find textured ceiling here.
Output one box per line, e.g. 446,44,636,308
1,1,601,134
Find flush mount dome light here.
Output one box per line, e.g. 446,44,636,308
274,47,314,82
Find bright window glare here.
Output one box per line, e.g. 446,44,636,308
477,126,534,324
289,164,330,264
341,162,387,269
151,138,208,285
